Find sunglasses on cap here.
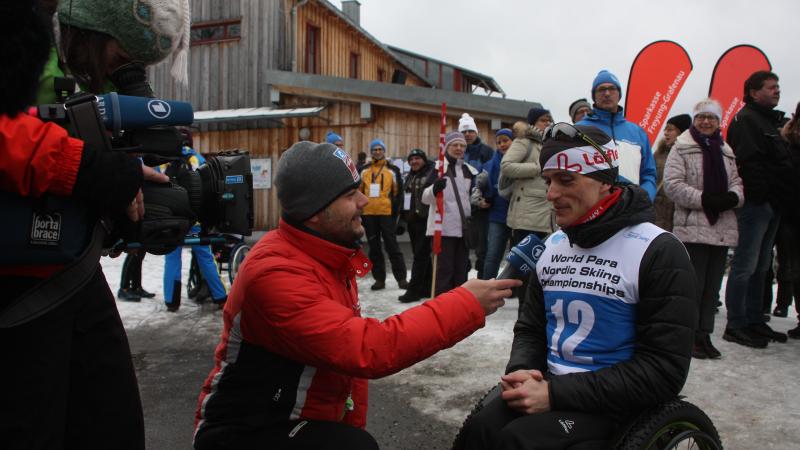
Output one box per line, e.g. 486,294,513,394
543,122,614,168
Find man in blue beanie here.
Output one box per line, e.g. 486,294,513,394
359,138,408,290
577,70,657,200
326,130,344,148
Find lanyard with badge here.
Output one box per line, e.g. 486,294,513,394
369,171,383,198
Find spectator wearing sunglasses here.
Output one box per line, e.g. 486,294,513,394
577,70,658,201
456,124,696,449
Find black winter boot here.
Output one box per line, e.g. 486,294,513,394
166,281,182,312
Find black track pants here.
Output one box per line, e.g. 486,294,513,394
459,392,614,450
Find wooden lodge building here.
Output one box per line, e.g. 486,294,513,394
150,0,541,230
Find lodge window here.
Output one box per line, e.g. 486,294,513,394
349,53,360,79
306,24,320,74
191,18,242,46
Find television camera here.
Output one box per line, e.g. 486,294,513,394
36,79,254,255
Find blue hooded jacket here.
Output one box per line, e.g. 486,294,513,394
483,149,509,224
465,136,494,174
577,107,657,200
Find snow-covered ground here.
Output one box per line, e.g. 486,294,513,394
104,249,800,449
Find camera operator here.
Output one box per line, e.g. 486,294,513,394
0,1,188,448
58,0,192,303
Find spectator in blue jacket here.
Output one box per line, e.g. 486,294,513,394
481,128,514,280
577,70,657,200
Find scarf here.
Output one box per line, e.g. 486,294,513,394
571,188,623,227
690,126,727,225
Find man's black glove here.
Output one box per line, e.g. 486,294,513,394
432,177,447,195
701,191,739,212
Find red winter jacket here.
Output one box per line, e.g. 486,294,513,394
0,113,83,197
0,113,84,277
195,219,485,433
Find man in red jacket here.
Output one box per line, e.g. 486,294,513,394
194,141,520,450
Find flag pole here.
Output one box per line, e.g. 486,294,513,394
431,102,447,298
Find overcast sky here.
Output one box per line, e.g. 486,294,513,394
337,0,799,126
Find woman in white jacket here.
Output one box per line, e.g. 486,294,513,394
422,132,476,296
664,98,744,360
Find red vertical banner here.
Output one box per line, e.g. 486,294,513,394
432,103,446,255
624,40,693,145
708,45,772,139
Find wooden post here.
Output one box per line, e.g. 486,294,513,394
430,253,438,298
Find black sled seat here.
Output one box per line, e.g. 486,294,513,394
451,385,723,450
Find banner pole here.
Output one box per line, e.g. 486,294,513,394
430,102,447,298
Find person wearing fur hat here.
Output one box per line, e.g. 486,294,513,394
456,124,696,450
577,70,658,201
422,131,479,295
398,149,436,303
653,113,691,230
194,141,519,450
663,99,743,360
458,113,494,278
501,114,554,245
359,138,408,290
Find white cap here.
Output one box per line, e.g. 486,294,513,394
693,98,723,121
458,113,477,132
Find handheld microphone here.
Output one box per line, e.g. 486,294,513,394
95,92,194,132
497,233,546,280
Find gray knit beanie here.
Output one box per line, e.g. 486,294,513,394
276,141,362,222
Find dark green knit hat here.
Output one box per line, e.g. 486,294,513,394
57,0,190,84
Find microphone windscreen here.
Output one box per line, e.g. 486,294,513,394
504,233,546,277
96,93,194,130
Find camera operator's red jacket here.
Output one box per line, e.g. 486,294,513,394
0,113,83,197
195,219,485,434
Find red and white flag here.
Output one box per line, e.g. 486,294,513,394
432,103,447,255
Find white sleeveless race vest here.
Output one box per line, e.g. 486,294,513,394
537,222,666,375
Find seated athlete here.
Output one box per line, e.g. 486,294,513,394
457,124,697,450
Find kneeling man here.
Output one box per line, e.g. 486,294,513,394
194,141,519,450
